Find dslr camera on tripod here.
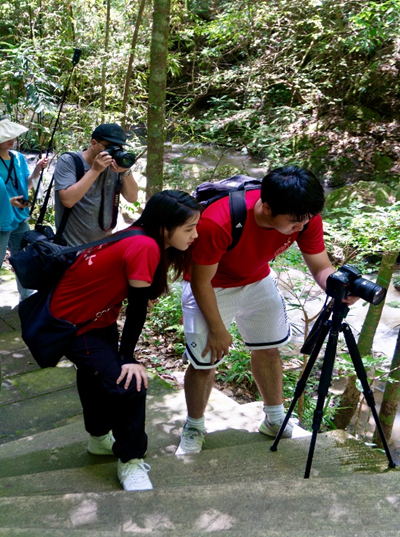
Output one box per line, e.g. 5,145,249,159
104,145,136,169
325,264,386,305
271,263,395,477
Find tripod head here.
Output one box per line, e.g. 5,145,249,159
301,298,350,356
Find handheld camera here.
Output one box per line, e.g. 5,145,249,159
326,264,386,305
104,145,136,169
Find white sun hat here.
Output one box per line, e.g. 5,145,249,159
0,118,29,144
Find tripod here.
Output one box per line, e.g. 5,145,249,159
30,48,82,217
270,297,396,478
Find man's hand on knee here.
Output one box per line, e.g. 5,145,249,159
202,327,232,364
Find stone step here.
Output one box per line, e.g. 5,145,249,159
0,472,399,535
0,430,395,498
0,386,310,480
0,362,180,445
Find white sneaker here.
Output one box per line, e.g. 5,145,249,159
118,458,153,491
87,431,115,455
175,425,205,455
258,417,295,438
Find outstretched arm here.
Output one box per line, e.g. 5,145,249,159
110,163,139,204
27,156,49,189
190,262,232,363
302,250,358,305
58,152,113,208
117,281,151,390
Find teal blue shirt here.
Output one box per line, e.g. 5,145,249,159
0,150,30,231
0,179,13,230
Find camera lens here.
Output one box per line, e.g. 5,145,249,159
350,277,387,305
117,151,136,168
104,146,136,168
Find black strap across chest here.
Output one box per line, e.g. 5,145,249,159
0,153,19,191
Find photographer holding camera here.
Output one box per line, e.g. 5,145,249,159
176,165,359,455
54,123,138,246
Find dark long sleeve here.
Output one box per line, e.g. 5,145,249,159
119,285,151,364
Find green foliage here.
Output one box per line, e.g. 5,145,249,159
324,202,400,268
166,0,400,172
215,323,254,389
347,0,400,53
143,283,185,354
2,0,400,172
0,0,152,150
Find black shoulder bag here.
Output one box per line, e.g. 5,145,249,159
16,227,145,369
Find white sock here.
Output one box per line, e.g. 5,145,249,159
263,404,285,424
185,415,206,432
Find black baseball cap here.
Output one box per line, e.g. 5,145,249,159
91,123,131,146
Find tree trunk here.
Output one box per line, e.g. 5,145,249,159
101,0,111,119
146,0,171,199
332,373,361,430
332,251,397,429
121,0,147,129
358,252,398,356
373,180,400,445
374,329,400,447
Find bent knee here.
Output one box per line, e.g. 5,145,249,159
251,348,280,360
187,363,216,377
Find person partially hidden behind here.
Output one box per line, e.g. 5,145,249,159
54,123,139,246
0,118,48,300
50,190,201,491
177,165,358,455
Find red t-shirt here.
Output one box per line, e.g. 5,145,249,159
187,190,325,288
50,230,160,334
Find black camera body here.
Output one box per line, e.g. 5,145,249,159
104,145,136,169
326,264,386,305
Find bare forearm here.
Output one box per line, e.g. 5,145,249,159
191,280,225,332
28,157,48,188
303,251,335,291
59,169,100,208
190,262,232,361
121,171,139,203
313,266,335,291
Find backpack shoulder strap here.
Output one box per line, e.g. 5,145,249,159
59,228,146,256
228,189,247,251
64,151,85,181
55,152,86,240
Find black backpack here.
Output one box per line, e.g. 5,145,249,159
193,175,262,250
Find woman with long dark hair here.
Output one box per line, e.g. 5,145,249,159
50,190,201,491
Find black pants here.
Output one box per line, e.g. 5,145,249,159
66,323,147,463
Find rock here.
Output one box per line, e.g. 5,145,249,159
163,163,243,193
324,180,392,217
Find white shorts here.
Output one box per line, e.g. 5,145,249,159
182,272,291,369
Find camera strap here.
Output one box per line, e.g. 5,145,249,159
1,152,19,192
98,174,122,231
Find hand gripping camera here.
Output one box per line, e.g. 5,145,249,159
104,145,136,169
325,264,386,305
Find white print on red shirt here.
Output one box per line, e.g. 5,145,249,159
273,236,294,257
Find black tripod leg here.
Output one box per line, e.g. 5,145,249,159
304,314,342,478
342,323,396,468
271,321,331,452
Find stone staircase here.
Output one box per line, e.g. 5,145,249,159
1,276,400,535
